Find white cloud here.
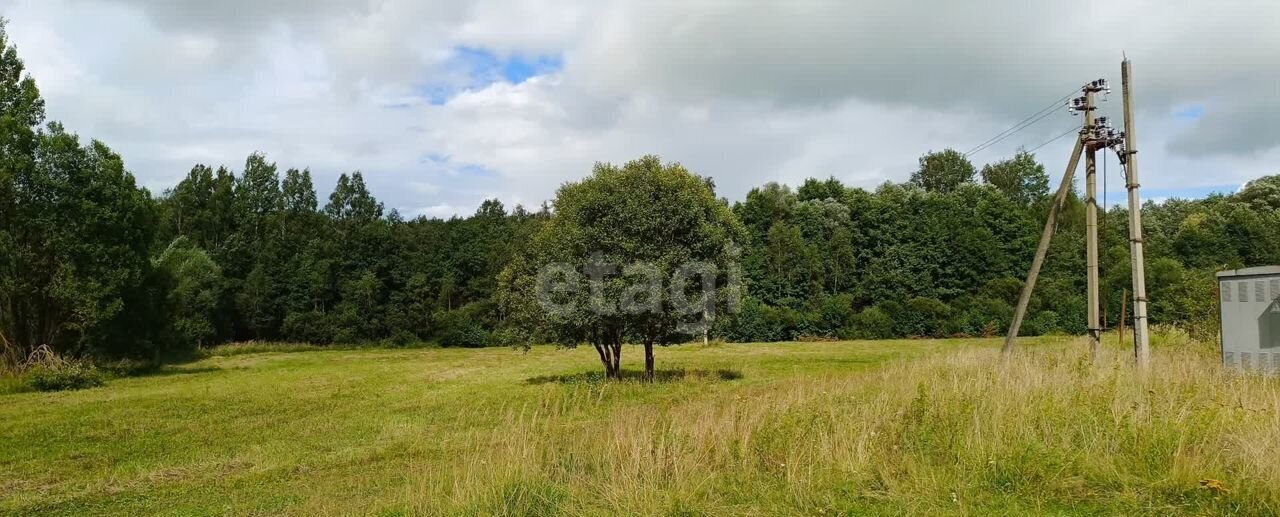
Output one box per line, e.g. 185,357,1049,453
2,0,1277,217
412,203,459,219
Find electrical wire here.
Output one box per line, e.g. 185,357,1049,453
1025,124,1082,154
965,109,1061,157
964,90,1078,158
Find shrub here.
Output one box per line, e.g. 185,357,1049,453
387,330,418,347
439,322,490,348
1023,310,1060,336
914,297,954,337
762,303,812,341
720,296,776,342
491,327,531,348
435,302,494,347
282,310,337,344
896,297,952,337
851,306,895,339
26,362,105,392
815,294,857,337
950,295,1013,336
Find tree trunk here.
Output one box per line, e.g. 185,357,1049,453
610,341,622,379
595,339,623,379
593,343,610,377
644,341,655,382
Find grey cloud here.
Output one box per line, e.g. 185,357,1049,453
571,0,1280,155
6,0,1280,219
1167,95,1280,158
78,0,371,34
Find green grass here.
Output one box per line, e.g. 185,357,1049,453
1,334,1276,515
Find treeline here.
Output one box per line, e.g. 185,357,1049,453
3,24,1277,365
151,158,544,349
719,159,1277,342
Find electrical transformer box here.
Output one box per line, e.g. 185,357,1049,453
1218,266,1280,371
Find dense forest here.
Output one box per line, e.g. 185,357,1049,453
2,23,1277,367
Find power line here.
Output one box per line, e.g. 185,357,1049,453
964,90,1078,158
1018,124,1080,154
965,108,1060,157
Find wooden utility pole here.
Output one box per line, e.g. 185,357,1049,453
1003,135,1085,354
1121,59,1151,369
1083,85,1102,362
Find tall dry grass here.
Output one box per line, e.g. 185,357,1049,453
410,334,1280,515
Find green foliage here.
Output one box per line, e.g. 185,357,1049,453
980,150,1049,204
1236,174,1280,211
851,306,895,339
154,237,223,348
0,20,44,127
25,361,104,392
435,302,494,348
500,155,746,376
281,310,337,344
1024,310,1061,335
2,123,159,361
910,148,976,194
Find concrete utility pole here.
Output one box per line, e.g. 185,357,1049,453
1083,84,1103,362
1005,78,1111,356
1005,67,1150,366
1003,135,1085,354
1121,59,1151,368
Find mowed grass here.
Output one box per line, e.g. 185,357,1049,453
1,334,1277,516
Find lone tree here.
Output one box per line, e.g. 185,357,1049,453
499,156,745,380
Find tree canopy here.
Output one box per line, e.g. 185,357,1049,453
981,150,1050,204
910,149,976,194
500,156,745,379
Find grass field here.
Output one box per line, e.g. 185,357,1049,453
2,334,1278,516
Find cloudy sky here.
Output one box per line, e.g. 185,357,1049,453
3,0,1278,217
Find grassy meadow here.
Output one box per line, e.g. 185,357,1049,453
2,333,1278,516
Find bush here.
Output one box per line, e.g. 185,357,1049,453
720,297,777,342
1023,310,1060,336
891,297,953,338
439,322,490,348
815,294,857,337
282,310,337,344
762,303,813,341
387,330,418,347
950,296,1013,337
851,306,895,339
26,362,105,392
435,302,494,347
491,326,531,348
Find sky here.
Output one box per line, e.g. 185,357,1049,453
3,0,1278,217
